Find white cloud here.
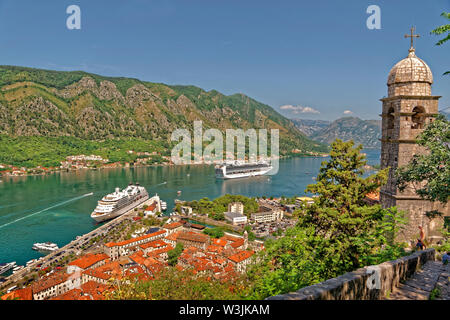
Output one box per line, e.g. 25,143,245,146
343,110,353,115
279,105,320,114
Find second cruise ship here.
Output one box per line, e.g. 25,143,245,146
91,183,149,222
215,160,273,179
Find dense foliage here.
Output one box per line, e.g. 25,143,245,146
105,267,248,300
431,12,450,75
184,194,259,219
167,243,184,267
246,140,408,299
396,114,450,215
0,135,167,168
203,227,225,238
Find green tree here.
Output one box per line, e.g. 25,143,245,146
301,139,389,270
431,12,450,75
203,227,225,238
167,243,184,266
246,140,406,299
396,114,450,216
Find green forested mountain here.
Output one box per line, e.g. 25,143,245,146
0,66,327,167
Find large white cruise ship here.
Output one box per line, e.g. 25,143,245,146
215,160,273,179
91,183,149,222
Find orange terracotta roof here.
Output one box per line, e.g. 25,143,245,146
31,271,70,294
51,289,87,300
1,287,33,300
165,230,182,242
51,281,109,300
105,230,166,248
213,238,227,247
139,239,167,250
145,202,157,211
228,250,255,263
83,261,121,281
177,231,209,244
68,253,109,269
230,238,245,248
163,222,183,230
207,244,224,254
129,250,146,265
123,266,151,281
146,244,174,258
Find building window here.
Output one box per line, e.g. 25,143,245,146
387,107,395,130
411,106,425,129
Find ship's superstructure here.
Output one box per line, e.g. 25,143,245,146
32,242,59,253
90,184,149,222
215,160,273,179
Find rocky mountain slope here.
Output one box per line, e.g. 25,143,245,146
291,119,330,136
308,117,381,148
0,66,327,159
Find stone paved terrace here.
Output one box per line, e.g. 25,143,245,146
386,260,449,300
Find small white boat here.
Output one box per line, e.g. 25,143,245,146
26,259,38,266
32,242,59,253
12,265,24,274
160,201,167,211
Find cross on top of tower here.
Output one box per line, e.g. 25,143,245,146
404,26,420,51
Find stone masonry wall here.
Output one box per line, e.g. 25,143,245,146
266,249,435,300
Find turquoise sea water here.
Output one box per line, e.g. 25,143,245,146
0,149,380,266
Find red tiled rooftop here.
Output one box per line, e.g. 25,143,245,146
177,231,209,244
83,261,122,281
163,222,183,230
139,239,167,250
228,250,255,263
105,230,166,248
213,238,227,247
68,253,109,269
1,287,33,300
31,271,70,294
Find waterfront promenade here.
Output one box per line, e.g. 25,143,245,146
0,198,154,291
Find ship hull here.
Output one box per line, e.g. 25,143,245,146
91,194,149,223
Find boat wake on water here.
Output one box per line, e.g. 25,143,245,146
0,192,94,229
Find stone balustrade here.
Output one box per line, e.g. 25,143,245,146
266,248,435,300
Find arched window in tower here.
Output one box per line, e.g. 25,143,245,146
387,107,395,130
411,106,425,129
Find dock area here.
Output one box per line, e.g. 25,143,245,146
0,197,156,290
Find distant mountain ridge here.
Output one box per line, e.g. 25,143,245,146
290,119,330,136
293,117,382,149
0,65,328,162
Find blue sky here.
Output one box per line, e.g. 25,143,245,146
0,0,448,121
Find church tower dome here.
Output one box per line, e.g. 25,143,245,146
388,48,433,85
387,48,433,97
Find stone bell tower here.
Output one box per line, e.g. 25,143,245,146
380,28,447,243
